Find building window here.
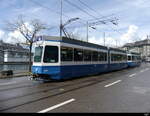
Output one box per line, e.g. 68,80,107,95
61,47,73,61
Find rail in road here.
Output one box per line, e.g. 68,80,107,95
0,63,150,112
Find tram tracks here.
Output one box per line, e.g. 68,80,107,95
0,67,133,103
0,74,108,102
0,65,146,112
0,76,109,112
0,81,43,92
0,63,143,93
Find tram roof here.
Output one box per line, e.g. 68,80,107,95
37,36,127,53
39,36,108,50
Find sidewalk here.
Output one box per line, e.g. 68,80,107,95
0,70,31,79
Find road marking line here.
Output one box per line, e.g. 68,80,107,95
129,73,136,78
145,68,149,71
104,80,122,88
140,70,145,73
0,81,16,86
38,98,75,113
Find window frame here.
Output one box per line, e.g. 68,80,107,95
43,45,59,63
61,46,73,61
74,48,83,61
34,46,43,63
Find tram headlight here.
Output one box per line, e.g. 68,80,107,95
35,68,38,72
44,69,48,72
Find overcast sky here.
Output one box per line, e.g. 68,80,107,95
0,0,150,47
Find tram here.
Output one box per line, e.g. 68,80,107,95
127,52,141,67
32,36,141,80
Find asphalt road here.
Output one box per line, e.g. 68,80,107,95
0,63,150,113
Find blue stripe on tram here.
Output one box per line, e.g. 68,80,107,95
32,63,128,80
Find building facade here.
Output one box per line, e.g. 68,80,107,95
0,40,31,63
122,39,150,61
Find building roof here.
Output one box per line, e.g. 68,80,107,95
0,40,29,53
123,39,150,47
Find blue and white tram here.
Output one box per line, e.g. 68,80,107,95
32,36,109,80
32,36,129,80
108,48,128,71
127,52,141,67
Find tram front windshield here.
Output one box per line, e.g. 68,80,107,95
43,46,58,63
34,46,43,62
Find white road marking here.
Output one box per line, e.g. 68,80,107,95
140,68,149,73
140,70,145,73
129,73,136,78
0,81,16,86
38,98,75,113
104,80,122,88
145,68,149,71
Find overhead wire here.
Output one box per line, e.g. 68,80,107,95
75,0,123,35
30,0,87,26
78,0,117,22
78,0,112,20
64,0,100,20
30,0,123,37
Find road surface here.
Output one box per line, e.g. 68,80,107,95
0,63,150,113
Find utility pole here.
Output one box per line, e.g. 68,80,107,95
116,39,117,47
86,21,96,42
86,21,89,42
103,32,105,46
60,0,63,38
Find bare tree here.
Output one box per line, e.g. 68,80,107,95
5,16,48,72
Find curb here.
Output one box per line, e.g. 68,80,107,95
0,72,31,79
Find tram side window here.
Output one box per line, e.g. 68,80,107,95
111,54,118,61
74,48,83,61
132,56,135,61
61,47,73,61
111,54,115,61
92,51,98,61
99,52,107,61
83,50,91,61
43,46,58,63
123,55,127,61
111,53,126,61
118,54,122,61
104,52,107,61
